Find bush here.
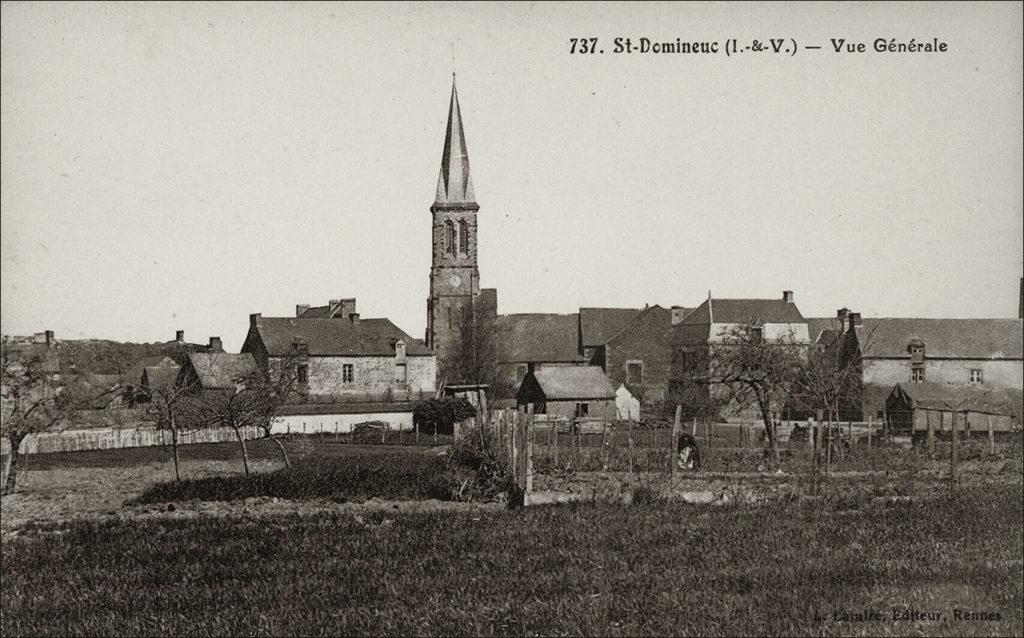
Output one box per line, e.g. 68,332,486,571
413,397,476,435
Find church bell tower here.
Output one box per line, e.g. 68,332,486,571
426,76,480,373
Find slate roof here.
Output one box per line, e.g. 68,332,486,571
579,308,641,347
888,382,1021,417
683,298,806,325
532,366,615,400
495,313,583,363
806,318,1023,359
184,352,257,390
125,355,177,387
252,317,431,357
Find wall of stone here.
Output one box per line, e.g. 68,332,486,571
275,355,436,400
864,358,1023,389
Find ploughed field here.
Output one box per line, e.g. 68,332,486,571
2,486,1021,637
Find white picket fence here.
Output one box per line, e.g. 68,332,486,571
0,424,265,457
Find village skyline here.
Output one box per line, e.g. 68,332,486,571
2,2,1022,351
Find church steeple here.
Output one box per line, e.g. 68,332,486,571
433,75,478,210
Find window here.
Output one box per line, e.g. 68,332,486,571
445,220,456,255
575,402,589,418
458,219,469,254
342,364,354,383
750,326,764,343
626,362,643,385
296,364,308,385
396,363,407,383
911,368,924,383
969,369,983,384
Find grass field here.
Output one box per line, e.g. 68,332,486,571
2,485,1021,637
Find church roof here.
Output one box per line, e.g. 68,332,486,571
433,76,477,210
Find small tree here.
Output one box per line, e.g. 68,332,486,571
699,323,806,464
1,345,68,495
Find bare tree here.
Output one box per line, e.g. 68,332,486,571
1,345,67,495
698,323,806,464
241,356,304,468
444,301,508,398
141,374,199,483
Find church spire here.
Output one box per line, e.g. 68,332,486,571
433,75,477,209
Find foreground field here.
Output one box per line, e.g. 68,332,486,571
2,486,1020,637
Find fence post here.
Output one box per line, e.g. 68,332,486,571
515,409,528,500
415,419,420,446
807,417,815,451
627,417,635,474
987,413,994,454
525,408,534,499
671,406,682,478
927,410,935,457
552,419,559,469
950,410,959,484
867,416,872,448
692,417,697,437
602,421,609,472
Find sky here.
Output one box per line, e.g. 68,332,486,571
2,1,1022,351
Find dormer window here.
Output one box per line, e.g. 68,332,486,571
395,340,406,359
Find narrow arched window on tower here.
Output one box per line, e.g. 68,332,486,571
445,220,456,255
458,219,469,255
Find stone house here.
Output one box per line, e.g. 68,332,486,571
671,291,809,419
590,305,680,412
807,311,1023,416
241,312,436,402
516,365,616,419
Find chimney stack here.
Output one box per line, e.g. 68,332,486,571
339,298,356,319
250,313,262,327
348,312,360,325
44,330,55,348
209,336,223,352
836,308,850,330
175,330,185,343
296,304,310,318
671,305,689,326
849,312,862,332
782,290,794,303
32,332,45,344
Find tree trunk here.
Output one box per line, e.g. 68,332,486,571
170,418,182,483
233,425,251,478
2,433,26,496
269,434,290,468
756,394,778,464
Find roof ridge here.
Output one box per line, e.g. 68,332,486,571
604,304,665,344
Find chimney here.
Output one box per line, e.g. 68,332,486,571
671,305,689,326
348,312,360,325
296,304,310,318
338,298,356,319
175,330,185,343
209,336,223,352
292,337,309,356
782,290,794,303
44,330,55,349
849,312,862,331
527,362,536,375
249,313,262,327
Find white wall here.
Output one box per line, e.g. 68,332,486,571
864,358,1023,389
270,411,413,435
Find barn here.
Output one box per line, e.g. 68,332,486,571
516,366,615,418
885,382,1021,436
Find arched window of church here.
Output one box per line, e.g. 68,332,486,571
458,220,469,255
445,220,456,255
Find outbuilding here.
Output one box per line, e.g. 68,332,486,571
516,366,615,418
885,382,1021,436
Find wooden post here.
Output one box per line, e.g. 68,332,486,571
867,416,872,448
415,419,420,446
432,421,438,446
627,417,634,474
552,420,559,469
602,422,609,472
882,408,889,443
950,410,959,484
526,405,534,499
382,421,388,444
692,417,697,437
671,406,682,478
987,413,994,454
926,410,935,457
807,417,815,451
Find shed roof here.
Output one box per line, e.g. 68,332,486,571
532,366,615,400
252,317,431,357
495,313,583,363
888,382,1021,416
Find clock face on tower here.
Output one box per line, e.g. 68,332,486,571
449,275,462,288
